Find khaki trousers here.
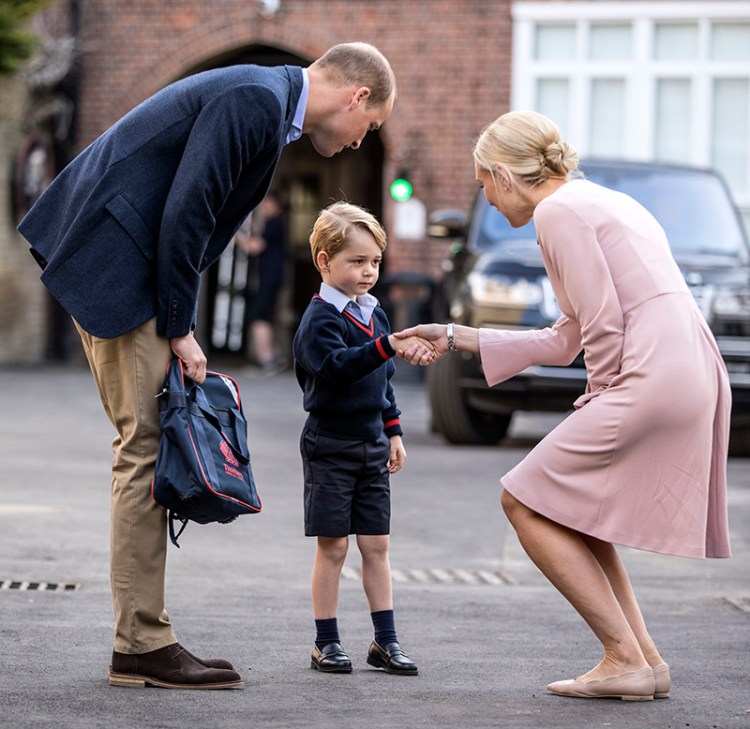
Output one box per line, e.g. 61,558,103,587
75,317,177,654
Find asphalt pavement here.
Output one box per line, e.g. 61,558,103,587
0,362,748,729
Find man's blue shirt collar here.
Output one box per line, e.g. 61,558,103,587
285,67,308,145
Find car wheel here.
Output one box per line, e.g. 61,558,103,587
427,352,511,445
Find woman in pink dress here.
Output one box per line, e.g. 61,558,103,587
398,111,731,701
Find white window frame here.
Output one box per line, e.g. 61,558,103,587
512,1,750,222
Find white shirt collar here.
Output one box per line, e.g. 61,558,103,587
318,283,379,325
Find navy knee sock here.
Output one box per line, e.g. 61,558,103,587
371,609,398,647
315,617,341,649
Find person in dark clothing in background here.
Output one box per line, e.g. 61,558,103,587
234,191,288,373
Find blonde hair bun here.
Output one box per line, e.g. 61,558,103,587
543,140,578,178
474,110,579,187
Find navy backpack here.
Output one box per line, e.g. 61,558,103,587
152,358,262,546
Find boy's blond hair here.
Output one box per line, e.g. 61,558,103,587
309,202,387,271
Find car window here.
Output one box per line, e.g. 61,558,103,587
472,163,748,259
472,196,537,252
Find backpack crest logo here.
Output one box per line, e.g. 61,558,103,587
220,440,240,469
152,358,262,546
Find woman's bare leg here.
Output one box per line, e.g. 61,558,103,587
580,534,665,667
501,490,649,680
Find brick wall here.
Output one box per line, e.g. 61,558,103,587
4,0,512,362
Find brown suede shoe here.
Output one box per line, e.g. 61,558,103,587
181,646,235,671
109,642,243,689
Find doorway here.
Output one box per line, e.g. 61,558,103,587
191,44,385,360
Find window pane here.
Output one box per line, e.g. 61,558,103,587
590,24,632,61
654,23,698,60
589,79,625,157
712,79,749,193
534,24,576,61
655,79,691,163
536,79,570,137
711,23,750,61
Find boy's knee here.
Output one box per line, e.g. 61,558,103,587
357,535,389,560
318,536,349,564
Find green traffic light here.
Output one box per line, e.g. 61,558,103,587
390,177,413,202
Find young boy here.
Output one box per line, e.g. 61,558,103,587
293,202,432,675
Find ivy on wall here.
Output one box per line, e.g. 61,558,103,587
0,0,52,75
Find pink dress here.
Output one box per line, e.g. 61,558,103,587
479,180,731,559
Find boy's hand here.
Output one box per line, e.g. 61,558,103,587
388,435,406,473
394,324,451,362
389,334,436,365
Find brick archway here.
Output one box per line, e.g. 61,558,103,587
116,25,329,121
108,22,395,160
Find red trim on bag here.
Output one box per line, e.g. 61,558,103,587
206,369,242,408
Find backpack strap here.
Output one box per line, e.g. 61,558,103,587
168,511,190,548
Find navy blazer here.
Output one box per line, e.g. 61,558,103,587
18,64,304,339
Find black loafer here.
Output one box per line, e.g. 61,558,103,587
310,642,353,673
366,640,418,675
109,642,243,689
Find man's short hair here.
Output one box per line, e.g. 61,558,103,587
311,42,396,107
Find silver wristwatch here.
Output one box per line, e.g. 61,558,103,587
446,322,456,351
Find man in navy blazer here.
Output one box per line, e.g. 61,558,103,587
18,41,395,690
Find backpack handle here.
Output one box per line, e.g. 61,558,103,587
191,386,251,464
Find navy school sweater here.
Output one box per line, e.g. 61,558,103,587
293,295,403,441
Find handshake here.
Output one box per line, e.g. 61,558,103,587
387,323,454,366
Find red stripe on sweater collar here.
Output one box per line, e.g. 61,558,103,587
313,294,375,336
343,310,374,336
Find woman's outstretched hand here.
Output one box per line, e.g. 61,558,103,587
388,333,437,366
393,324,450,365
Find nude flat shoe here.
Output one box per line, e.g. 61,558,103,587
653,663,671,699
547,666,655,701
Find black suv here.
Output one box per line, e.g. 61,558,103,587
427,160,750,455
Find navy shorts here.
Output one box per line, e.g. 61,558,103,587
301,428,391,537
